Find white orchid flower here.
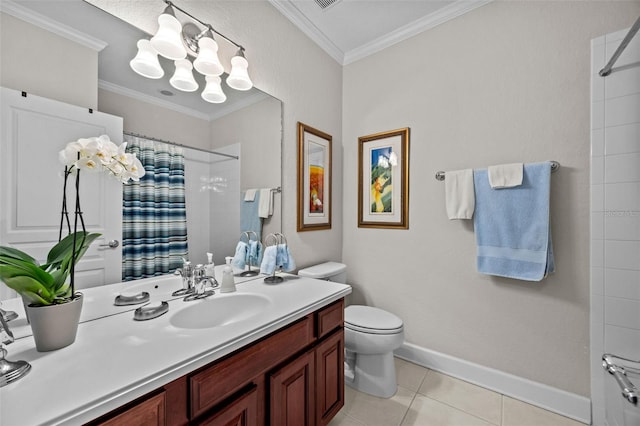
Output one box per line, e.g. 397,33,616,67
58,141,84,167
76,156,102,172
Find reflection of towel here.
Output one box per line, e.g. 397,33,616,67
244,189,257,201
231,241,248,269
241,191,262,237
275,244,296,272
258,188,273,218
445,169,475,220
260,245,277,275
488,163,523,189
247,240,263,265
473,162,555,281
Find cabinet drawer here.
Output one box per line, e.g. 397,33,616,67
96,391,165,426
316,299,344,339
196,385,258,426
190,315,314,418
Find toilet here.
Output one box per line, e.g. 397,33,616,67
298,262,405,398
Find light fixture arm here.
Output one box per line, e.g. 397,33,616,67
163,0,245,52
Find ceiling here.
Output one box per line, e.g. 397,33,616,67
268,0,492,64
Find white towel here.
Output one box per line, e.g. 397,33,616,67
488,163,523,189
244,189,257,201
445,169,475,220
258,188,273,218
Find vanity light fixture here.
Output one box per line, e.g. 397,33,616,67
130,0,253,103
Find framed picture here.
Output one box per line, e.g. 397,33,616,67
297,122,332,231
358,128,409,229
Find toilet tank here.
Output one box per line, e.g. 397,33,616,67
298,262,347,283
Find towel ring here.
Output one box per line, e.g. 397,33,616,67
240,231,259,243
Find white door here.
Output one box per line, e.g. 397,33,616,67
0,87,123,299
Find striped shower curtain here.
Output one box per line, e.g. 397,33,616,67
122,135,189,281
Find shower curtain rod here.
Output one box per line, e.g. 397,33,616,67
123,131,239,160
599,15,640,77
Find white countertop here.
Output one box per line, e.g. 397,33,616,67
0,272,351,426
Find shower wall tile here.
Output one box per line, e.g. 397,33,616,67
592,238,604,268
605,268,640,300
592,100,605,130
592,266,605,295
604,240,640,271
592,183,604,212
605,152,640,183
605,66,640,99
592,211,605,239
592,155,604,184
606,123,640,155
605,182,640,212
605,296,640,329
604,94,640,127
605,213,640,241
605,325,640,359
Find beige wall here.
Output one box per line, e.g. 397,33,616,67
342,1,640,397
0,13,98,108
97,88,211,150
87,0,344,271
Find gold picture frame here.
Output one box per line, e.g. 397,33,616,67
297,122,332,231
358,128,410,229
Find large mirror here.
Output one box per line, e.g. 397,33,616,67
11,1,282,279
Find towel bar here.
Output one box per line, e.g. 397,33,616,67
435,161,560,181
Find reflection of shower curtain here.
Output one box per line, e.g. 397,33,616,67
122,135,189,281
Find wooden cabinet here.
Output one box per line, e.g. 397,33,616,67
89,299,344,426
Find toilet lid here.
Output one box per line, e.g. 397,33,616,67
345,305,403,334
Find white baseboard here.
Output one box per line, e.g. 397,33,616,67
395,342,591,425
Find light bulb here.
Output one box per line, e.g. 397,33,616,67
170,59,198,92
150,6,186,60
129,39,164,79
201,76,226,103
193,35,224,76
226,50,253,91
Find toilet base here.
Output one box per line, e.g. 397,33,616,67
346,351,397,398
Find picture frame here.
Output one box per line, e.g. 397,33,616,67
297,122,332,231
358,128,410,229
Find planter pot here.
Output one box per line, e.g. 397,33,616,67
26,293,83,352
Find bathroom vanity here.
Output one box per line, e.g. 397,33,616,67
0,273,351,425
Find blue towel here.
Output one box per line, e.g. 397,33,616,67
260,245,277,275
247,240,263,266
276,243,296,272
241,191,262,238
231,241,248,269
473,162,555,281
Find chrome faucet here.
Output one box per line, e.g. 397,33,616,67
0,313,31,387
182,265,217,301
172,260,195,297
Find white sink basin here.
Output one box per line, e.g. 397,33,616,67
169,293,273,329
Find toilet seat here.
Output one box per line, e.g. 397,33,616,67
345,305,403,335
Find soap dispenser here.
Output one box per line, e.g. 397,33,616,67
205,252,215,277
220,257,236,293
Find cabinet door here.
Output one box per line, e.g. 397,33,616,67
196,385,258,426
97,391,166,426
315,329,345,426
270,350,315,426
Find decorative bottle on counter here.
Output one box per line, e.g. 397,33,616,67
205,252,215,277
220,258,236,293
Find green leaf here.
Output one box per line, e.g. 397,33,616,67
0,246,39,266
0,261,54,287
1,275,53,305
45,232,101,269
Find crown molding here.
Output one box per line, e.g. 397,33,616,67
0,0,107,51
98,80,212,122
267,0,345,64
343,0,493,65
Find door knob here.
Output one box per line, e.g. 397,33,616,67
99,239,120,248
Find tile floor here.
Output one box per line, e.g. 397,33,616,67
329,358,587,426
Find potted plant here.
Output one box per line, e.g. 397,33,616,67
0,135,144,351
